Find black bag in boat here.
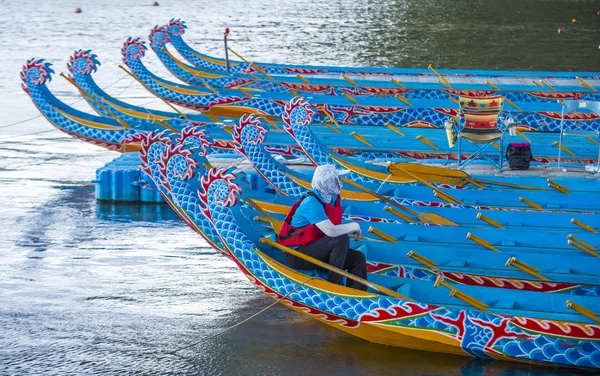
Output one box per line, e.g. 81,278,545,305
506,143,532,170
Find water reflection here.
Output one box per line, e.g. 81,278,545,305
172,298,589,376
358,0,599,70
96,201,181,223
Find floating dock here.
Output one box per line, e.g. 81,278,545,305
94,153,279,203
94,153,163,203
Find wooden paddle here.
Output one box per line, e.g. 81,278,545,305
387,162,550,191
388,165,463,205
339,177,458,227
60,73,181,134
246,198,284,233
259,237,410,300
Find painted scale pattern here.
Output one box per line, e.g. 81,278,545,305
138,131,223,245
150,26,295,94
66,50,489,163
232,107,449,212
231,117,414,222
235,101,549,213
281,98,457,192
21,59,146,150
32,54,580,217
122,38,287,117
233,114,308,196
367,262,600,296
280,99,599,214
140,130,600,368
150,129,595,296
68,50,305,159
65,49,447,163
68,50,194,131
139,132,197,221
197,167,600,368
61,51,598,166
156,22,600,105
281,98,399,188
165,19,254,74
125,35,599,132
155,129,227,254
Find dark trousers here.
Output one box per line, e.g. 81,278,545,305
285,235,368,291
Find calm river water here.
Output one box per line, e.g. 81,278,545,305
0,0,598,374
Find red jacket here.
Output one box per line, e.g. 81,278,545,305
277,193,343,247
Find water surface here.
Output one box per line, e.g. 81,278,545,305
0,0,598,374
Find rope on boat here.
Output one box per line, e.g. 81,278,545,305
0,128,58,141
375,173,392,194
0,116,43,130
112,77,136,98
0,74,130,130
165,276,318,355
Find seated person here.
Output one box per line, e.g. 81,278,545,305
277,164,367,291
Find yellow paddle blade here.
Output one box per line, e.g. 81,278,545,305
329,154,415,184
340,177,458,227
388,162,549,191
246,198,284,233
387,162,469,186
419,213,458,227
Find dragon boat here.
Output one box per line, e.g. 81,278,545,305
163,19,600,83
140,131,600,369
121,38,600,133
69,48,600,166
141,129,600,296
139,129,600,301
64,50,600,167
234,99,600,212
22,57,310,156
24,56,600,204
231,110,600,232
149,24,600,105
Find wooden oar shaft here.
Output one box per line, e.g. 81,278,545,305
396,166,462,204
60,73,131,129
118,65,190,120
62,73,182,134
340,177,418,217
576,77,597,92
476,179,549,191
259,237,410,300
392,165,462,205
340,176,457,226
227,48,275,81
246,198,283,233
389,163,549,191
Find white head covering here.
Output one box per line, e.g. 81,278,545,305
311,164,345,203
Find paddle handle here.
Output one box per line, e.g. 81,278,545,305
340,177,418,217
118,65,190,120
60,73,132,130
259,237,410,300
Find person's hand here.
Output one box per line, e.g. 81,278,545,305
355,227,362,241
352,223,362,241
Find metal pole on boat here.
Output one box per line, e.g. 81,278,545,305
117,65,190,121
596,130,600,174
224,28,230,72
557,102,566,169
59,73,132,129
